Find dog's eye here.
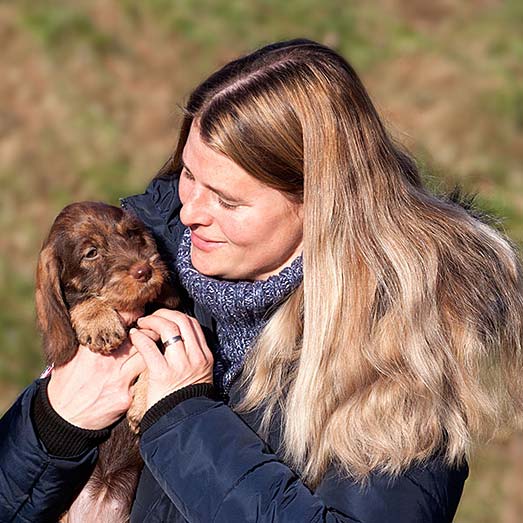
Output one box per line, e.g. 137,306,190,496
84,248,99,260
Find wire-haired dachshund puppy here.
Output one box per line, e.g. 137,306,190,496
35,201,179,522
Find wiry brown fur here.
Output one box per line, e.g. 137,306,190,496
35,201,179,522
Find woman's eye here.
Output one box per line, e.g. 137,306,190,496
218,198,239,210
181,167,195,181
84,247,98,260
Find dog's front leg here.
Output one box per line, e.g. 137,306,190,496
127,370,149,434
70,298,127,355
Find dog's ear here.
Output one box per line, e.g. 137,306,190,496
35,243,78,366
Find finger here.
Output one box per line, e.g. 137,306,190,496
151,308,181,321
186,316,207,350
106,338,144,378
142,311,209,367
129,328,168,373
137,315,181,344
150,310,202,344
111,338,137,359
138,315,192,368
161,313,209,367
137,327,160,342
187,316,213,362
120,350,147,383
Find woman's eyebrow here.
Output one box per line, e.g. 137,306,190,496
181,158,245,203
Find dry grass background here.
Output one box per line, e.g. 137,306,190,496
0,0,522,520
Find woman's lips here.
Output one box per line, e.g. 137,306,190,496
190,231,225,252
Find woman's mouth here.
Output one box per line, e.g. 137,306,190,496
190,231,225,252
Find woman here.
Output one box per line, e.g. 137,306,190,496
1,39,522,522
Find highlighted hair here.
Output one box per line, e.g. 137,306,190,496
163,39,523,486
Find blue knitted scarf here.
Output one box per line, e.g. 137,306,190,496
175,228,303,393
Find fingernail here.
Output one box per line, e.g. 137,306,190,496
130,328,137,334
137,317,144,324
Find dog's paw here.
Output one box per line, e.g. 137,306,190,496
88,319,127,354
71,301,127,354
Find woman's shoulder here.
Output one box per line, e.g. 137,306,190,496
120,175,181,229
120,175,185,263
314,456,468,523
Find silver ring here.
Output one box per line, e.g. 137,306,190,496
162,335,183,350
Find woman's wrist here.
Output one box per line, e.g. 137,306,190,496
140,382,217,434
31,377,113,457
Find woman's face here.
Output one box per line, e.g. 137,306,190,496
179,124,303,281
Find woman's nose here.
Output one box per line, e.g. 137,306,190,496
180,188,213,227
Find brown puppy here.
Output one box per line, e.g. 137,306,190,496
35,201,178,522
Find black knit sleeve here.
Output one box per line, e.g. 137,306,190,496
31,377,112,457
140,382,217,433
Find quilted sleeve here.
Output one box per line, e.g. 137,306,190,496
140,397,359,523
0,381,98,523
139,396,467,523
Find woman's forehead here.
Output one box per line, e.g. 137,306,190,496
183,124,265,189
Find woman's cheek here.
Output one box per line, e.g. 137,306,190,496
220,214,254,247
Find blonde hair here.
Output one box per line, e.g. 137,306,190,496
161,39,523,486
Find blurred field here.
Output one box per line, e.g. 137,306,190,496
1,0,522,520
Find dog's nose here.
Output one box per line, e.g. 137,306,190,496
130,262,152,282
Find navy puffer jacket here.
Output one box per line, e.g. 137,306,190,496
0,175,468,522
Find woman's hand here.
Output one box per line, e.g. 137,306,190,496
129,309,214,410
47,338,149,430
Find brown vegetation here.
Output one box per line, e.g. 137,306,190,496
1,1,521,520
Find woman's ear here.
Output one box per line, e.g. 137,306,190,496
35,242,78,366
